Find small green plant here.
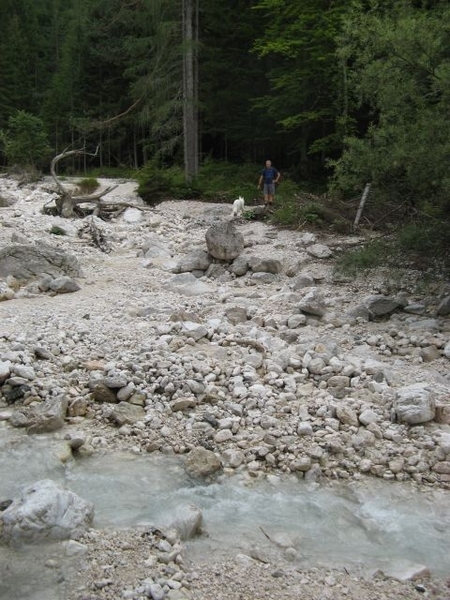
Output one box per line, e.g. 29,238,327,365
75,177,99,194
49,225,67,236
334,239,388,277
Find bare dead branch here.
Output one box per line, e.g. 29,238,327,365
95,97,144,128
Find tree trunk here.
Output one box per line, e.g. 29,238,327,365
182,0,199,184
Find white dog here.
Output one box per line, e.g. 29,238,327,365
232,196,245,217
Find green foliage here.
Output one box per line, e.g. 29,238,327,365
398,222,450,261
75,177,99,193
137,159,269,205
49,225,67,236
194,161,260,203
331,1,450,216
1,110,51,168
137,161,189,204
252,0,350,171
88,166,138,179
335,220,450,279
334,239,388,277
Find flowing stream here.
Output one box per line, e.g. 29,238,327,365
1,426,450,599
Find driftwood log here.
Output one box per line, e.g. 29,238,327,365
50,148,118,217
50,147,153,219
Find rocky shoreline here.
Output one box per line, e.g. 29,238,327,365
1,177,450,599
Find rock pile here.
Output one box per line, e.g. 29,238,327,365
1,177,450,599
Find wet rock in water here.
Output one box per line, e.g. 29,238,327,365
184,447,222,478
169,503,203,540
0,479,94,543
378,559,431,582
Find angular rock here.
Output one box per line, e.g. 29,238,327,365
181,321,208,341
436,295,450,316
251,272,276,284
107,402,145,426
394,383,435,424
184,447,222,478
49,276,80,294
0,361,11,384
205,221,244,261
379,560,431,582
121,207,142,223
175,249,212,273
0,244,81,281
1,479,94,543
335,405,359,427
164,273,214,296
142,234,172,259
420,345,440,363
229,255,250,276
292,273,315,290
358,409,379,426
248,257,282,274
298,288,326,317
92,383,118,404
306,244,332,259
27,395,69,434
364,295,402,319
225,306,248,325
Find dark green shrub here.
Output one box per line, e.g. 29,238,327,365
75,177,99,194
334,239,388,276
1,111,51,169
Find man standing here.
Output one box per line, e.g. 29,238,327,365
258,159,280,209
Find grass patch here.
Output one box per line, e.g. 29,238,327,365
75,177,100,194
49,225,67,236
334,239,389,277
88,166,138,179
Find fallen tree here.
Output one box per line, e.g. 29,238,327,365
49,147,153,219
49,147,119,217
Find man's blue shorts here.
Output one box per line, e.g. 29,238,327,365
263,183,275,196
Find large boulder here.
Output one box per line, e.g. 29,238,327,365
0,244,81,281
174,249,213,273
1,479,94,544
364,295,402,319
205,221,244,261
394,383,435,424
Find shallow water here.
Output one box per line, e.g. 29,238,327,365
1,426,450,599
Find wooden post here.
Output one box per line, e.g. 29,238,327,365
353,183,371,232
